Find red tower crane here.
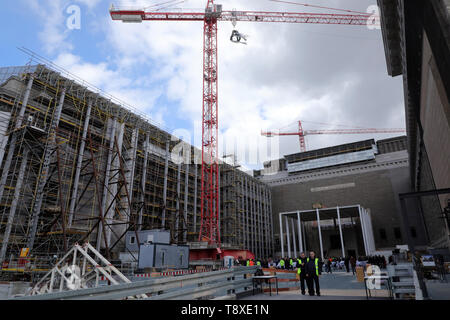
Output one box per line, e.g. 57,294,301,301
261,120,406,152
109,1,379,248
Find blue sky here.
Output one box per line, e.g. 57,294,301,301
0,0,405,170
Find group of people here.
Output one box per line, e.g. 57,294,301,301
325,256,352,273
248,252,323,296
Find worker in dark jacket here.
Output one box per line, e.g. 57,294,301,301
297,252,308,295
305,251,321,296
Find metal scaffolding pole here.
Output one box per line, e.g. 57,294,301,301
245,177,249,250
250,182,255,253
0,75,35,205
257,184,263,258
193,164,198,233
126,128,139,212
241,177,245,249
316,208,324,261
336,206,346,258
176,162,181,241
264,188,270,258
183,162,189,243
0,148,29,263
161,140,169,228
27,87,67,250
96,117,117,251
270,192,274,256
138,134,150,230
68,100,92,227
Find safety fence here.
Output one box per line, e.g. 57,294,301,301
100,267,230,281
11,266,258,300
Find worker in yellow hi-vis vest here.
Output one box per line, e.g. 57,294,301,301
305,251,322,296
297,252,308,295
279,258,285,269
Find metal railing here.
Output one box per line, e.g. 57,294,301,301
11,266,258,300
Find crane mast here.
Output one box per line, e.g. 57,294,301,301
200,0,220,246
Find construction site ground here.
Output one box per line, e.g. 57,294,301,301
241,271,391,300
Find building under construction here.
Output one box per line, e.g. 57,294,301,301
0,64,273,276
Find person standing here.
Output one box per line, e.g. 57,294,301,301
345,256,350,273
297,252,308,295
350,256,356,275
326,258,332,274
305,251,321,296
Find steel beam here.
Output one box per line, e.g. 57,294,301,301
68,100,92,227
96,117,117,251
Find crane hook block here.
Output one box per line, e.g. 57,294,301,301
230,30,247,44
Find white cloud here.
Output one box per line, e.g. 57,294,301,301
26,0,405,169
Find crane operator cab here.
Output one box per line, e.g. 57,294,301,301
230,30,248,44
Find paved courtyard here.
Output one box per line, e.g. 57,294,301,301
240,271,390,300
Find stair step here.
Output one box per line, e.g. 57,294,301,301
394,272,412,277
392,281,414,287
393,288,416,294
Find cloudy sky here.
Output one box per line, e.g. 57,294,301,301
0,0,405,171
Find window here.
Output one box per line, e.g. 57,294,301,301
394,227,402,239
130,236,136,244
410,227,417,238
379,228,387,240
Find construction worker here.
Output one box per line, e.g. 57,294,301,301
297,252,308,295
305,251,321,296
249,259,255,266
289,258,294,270
246,259,250,267
279,258,285,269
256,260,261,266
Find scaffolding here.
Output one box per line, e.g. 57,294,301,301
0,62,274,279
